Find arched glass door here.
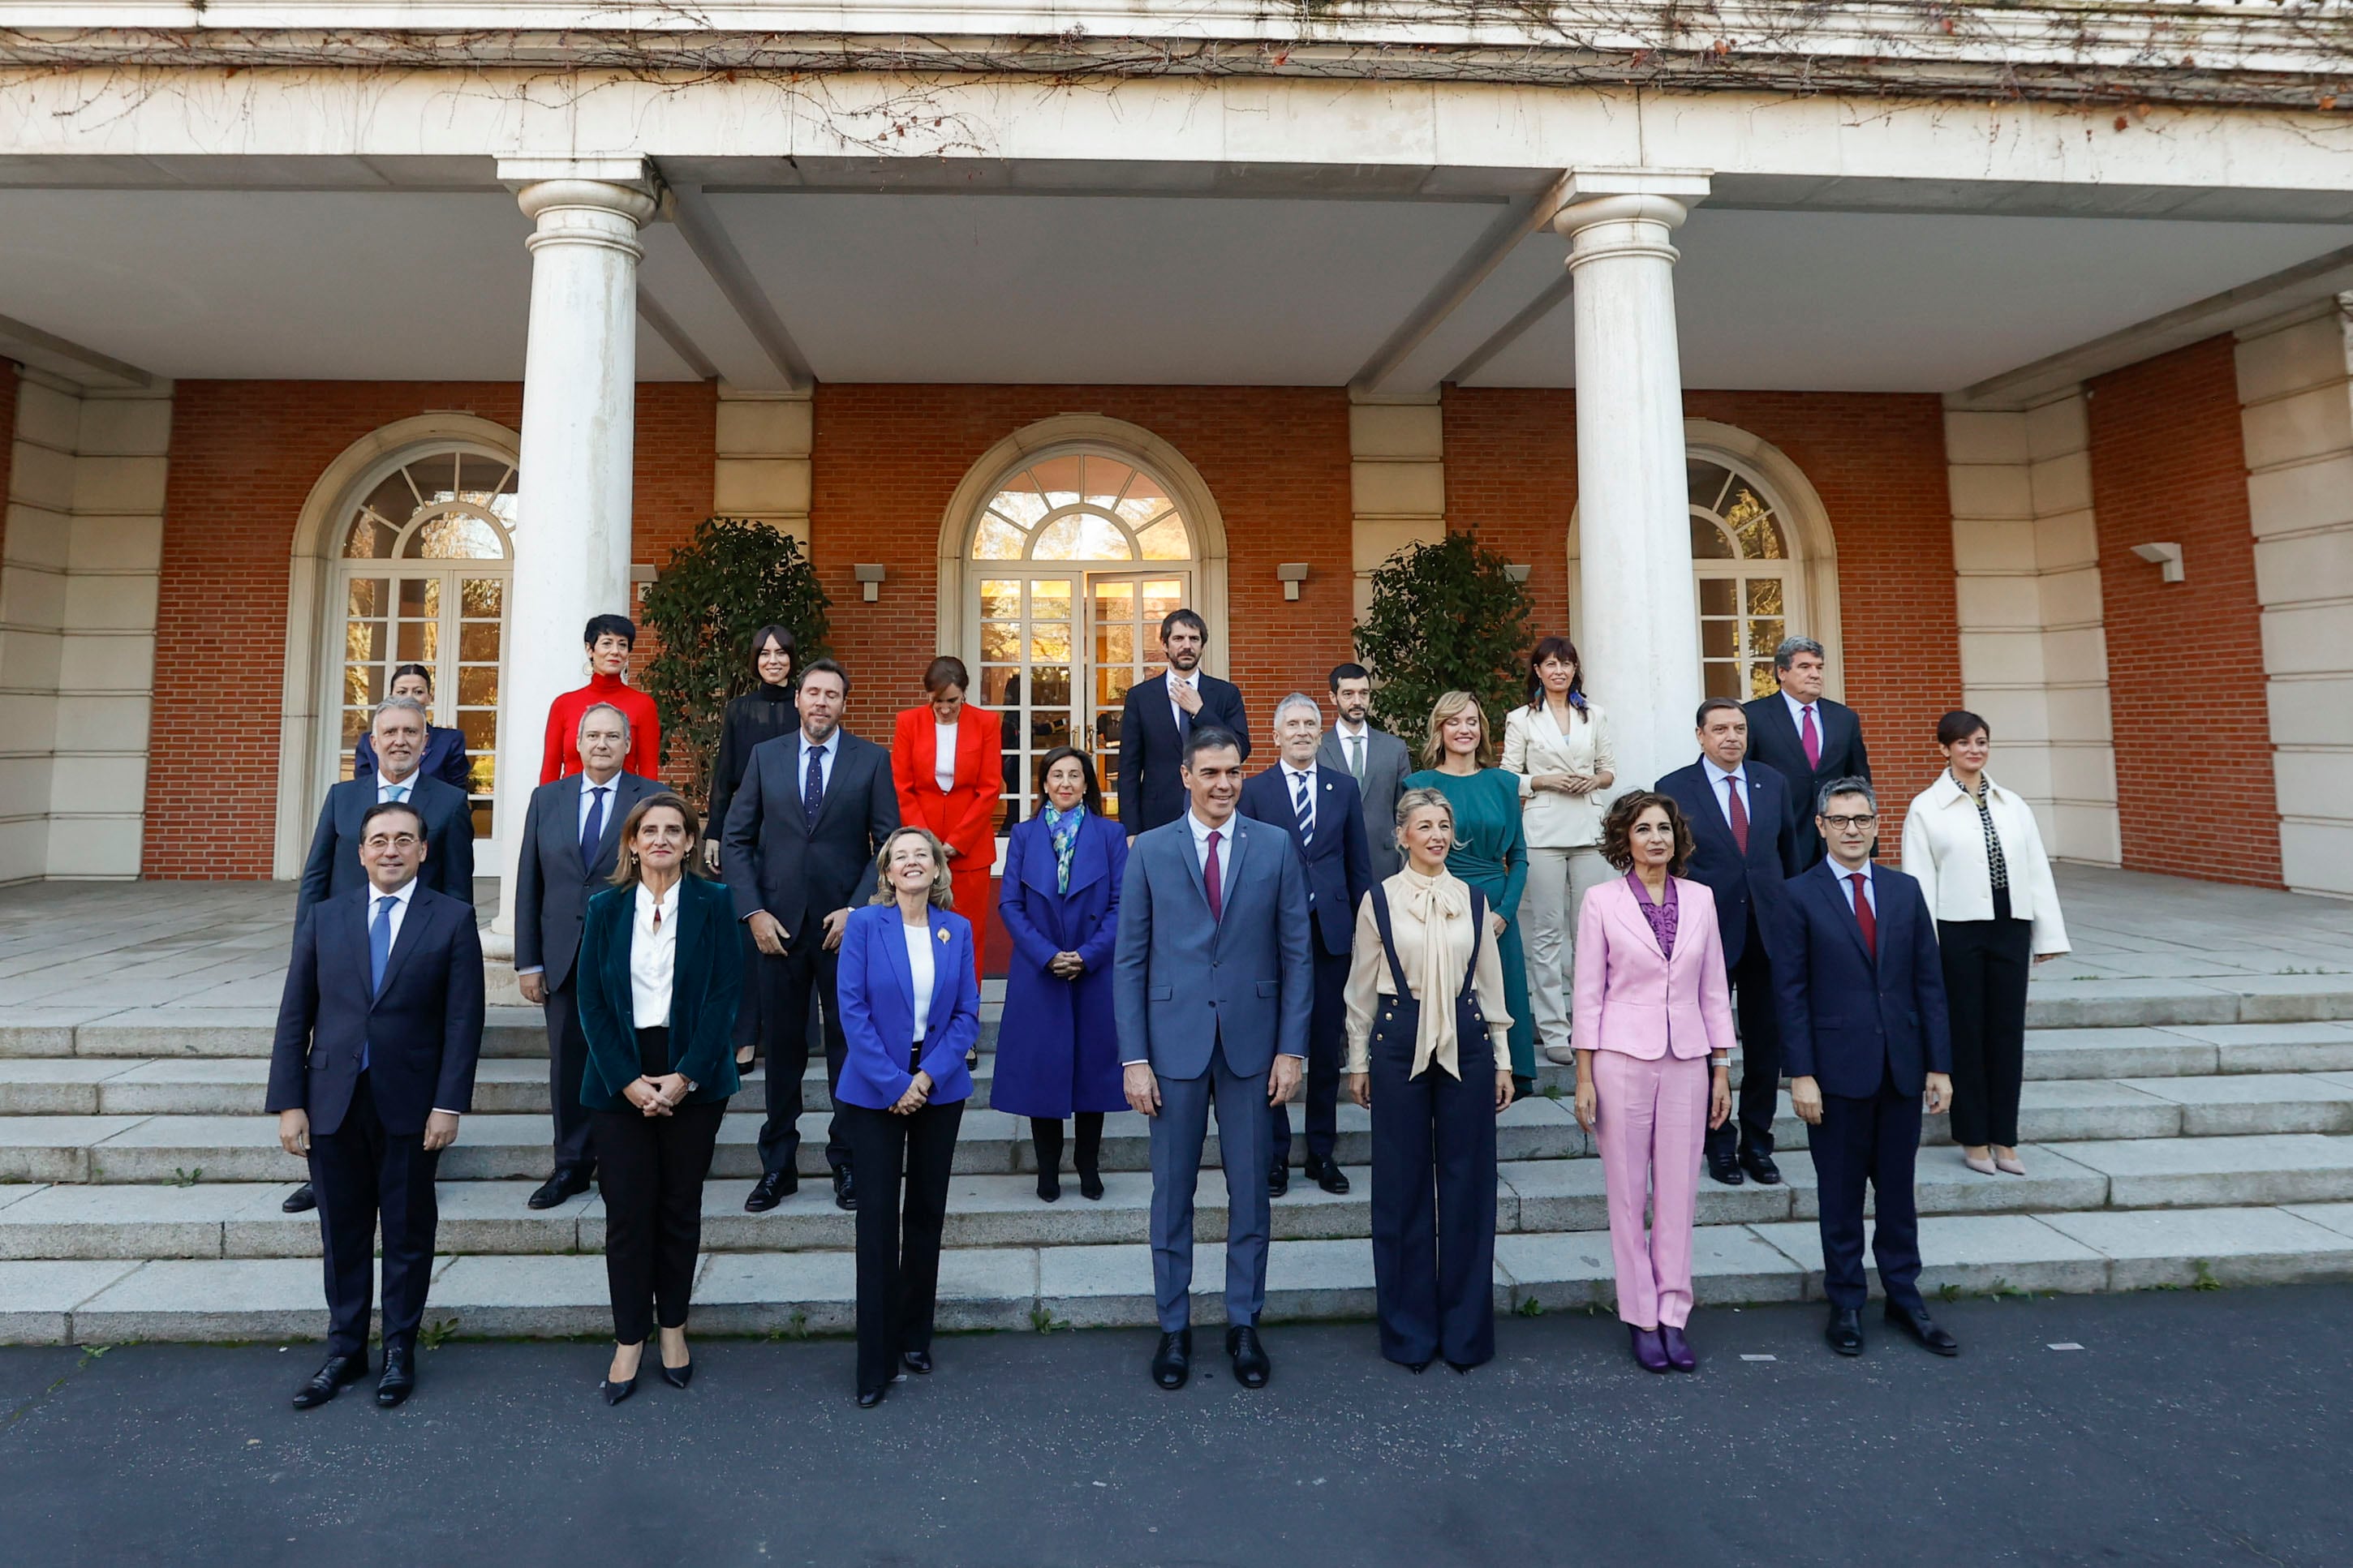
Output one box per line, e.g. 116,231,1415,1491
1688,456,1805,700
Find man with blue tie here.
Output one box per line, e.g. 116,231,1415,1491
1241,693,1372,1197
514,703,660,1209
270,799,484,1409
1656,698,1801,1188
1774,778,1960,1358
1115,608,1251,838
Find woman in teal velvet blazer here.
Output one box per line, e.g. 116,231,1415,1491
575,793,742,1403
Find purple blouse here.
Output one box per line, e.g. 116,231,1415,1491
1627,870,1679,957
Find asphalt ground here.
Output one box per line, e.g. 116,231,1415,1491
2,1284,2347,1566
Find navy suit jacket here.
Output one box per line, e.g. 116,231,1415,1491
1116,672,1250,832
513,769,662,991
1771,860,1951,1098
1743,694,1870,868
1655,758,1800,969
296,775,475,929
266,883,486,1136
354,725,474,794
1237,763,1371,959
721,730,898,938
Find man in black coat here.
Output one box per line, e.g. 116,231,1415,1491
1774,777,1959,1360
1116,608,1250,836
1742,636,1870,870
1240,692,1374,1197
296,698,475,927
513,701,660,1209
1656,698,1802,1188
269,799,484,1410
722,658,898,1214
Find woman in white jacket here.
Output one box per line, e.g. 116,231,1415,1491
1901,710,2070,1177
1501,637,1615,1068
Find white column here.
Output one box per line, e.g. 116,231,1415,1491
493,163,656,930
1556,170,1710,794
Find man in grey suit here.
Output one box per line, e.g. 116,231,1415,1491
1116,726,1313,1392
1317,663,1412,880
513,702,660,1210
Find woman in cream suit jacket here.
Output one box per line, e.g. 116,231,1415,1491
1572,791,1733,1374
1501,638,1616,1068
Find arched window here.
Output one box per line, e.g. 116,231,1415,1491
1687,456,1801,700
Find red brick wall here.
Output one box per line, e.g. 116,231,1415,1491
2086,337,2277,887
143,380,715,878
1441,387,1961,846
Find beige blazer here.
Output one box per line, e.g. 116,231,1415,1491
1501,700,1615,849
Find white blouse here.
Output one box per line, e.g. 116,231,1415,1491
630,880,679,1029
903,918,935,1042
933,721,959,794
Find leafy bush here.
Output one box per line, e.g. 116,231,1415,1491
1352,532,1534,744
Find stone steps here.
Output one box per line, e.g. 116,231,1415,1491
10,1202,2353,1343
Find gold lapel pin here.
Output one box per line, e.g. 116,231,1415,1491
936,927,951,943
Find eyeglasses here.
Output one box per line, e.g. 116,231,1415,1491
1819,814,1878,830
362,833,421,851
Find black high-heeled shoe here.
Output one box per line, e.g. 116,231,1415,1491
1037,1168,1062,1203
1078,1168,1104,1201
602,1371,642,1405
660,1360,693,1390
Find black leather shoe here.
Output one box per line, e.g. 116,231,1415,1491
529,1167,593,1209
832,1167,857,1212
901,1349,932,1375
602,1371,641,1405
290,1352,366,1409
743,1171,795,1213
1078,1168,1104,1201
1268,1162,1290,1198
282,1182,316,1214
1151,1330,1192,1390
1036,1168,1062,1204
1885,1300,1959,1356
376,1344,415,1408
1706,1148,1746,1186
1826,1306,1865,1356
1739,1149,1783,1186
1226,1325,1271,1389
856,1385,888,1409
1304,1155,1351,1195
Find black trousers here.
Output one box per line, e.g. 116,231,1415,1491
308,1073,441,1358
1030,1114,1103,1176
837,1098,965,1395
591,1098,725,1344
732,918,764,1057
1366,1028,1498,1369
1707,916,1783,1162
755,940,850,1176
1271,941,1349,1170
1940,905,2033,1148
543,974,596,1177
1810,1065,1925,1312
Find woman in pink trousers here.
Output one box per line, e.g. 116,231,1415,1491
1572,791,1734,1373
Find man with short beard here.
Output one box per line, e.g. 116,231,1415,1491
1115,608,1250,837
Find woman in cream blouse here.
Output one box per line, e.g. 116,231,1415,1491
1501,637,1615,1068
1345,787,1516,1373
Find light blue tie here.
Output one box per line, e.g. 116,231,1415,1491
369,894,396,997
385,780,409,804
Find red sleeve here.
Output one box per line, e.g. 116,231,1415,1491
890,708,922,826
627,688,660,782
540,689,572,784
954,710,1003,857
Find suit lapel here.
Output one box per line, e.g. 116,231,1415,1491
335,891,374,1007
1613,880,1667,960
1815,861,1872,965
926,911,959,1025
880,905,914,1018
1172,818,1212,917
1219,817,1251,930
369,889,433,1008
810,740,854,837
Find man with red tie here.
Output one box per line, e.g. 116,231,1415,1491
1743,636,1870,870
1773,778,1959,1359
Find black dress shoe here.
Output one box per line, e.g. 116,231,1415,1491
603,1370,642,1405
376,1345,415,1408
743,1171,796,1213
1739,1149,1784,1186
1304,1156,1351,1196
1226,1325,1271,1389
1885,1300,1960,1356
290,1352,366,1409
832,1167,857,1212
1404,1359,1431,1374
901,1349,932,1375
1078,1169,1104,1201
856,1385,888,1408
528,1167,593,1209
1037,1168,1062,1204
1151,1329,1192,1390
1706,1148,1746,1186
1267,1163,1290,1198
282,1182,317,1215
1826,1306,1865,1356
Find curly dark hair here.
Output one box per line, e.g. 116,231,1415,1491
1598,790,1695,876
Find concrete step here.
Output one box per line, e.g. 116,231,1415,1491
11,1202,2353,1344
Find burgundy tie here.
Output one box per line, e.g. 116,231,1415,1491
1204,829,1224,922
1801,705,1822,769
1726,776,1750,855
1849,872,1877,959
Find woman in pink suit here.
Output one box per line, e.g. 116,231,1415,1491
1572,791,1734,1374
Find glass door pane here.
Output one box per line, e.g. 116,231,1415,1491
454,576,503,838
1086,570,1191,822
977,576,1078,831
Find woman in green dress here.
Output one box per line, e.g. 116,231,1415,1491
1404,691,1537,1098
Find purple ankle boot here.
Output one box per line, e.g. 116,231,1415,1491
1629,1325,1671,1373
1660,1324,1696,1372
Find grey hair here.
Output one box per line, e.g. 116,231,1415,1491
1394,785,1456,837
1816,775,1876,816
371,696,428,732
1774,635,1826,672
577,701,631,740
1271,692,1323,729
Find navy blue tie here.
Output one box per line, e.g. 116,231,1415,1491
579,784,609,873
803,744,825,830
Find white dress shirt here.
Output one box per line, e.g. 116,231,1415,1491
798,729,839,795
1185,806,1231,874
1782,691,1822,750
1701,756,1752,831
575,769,622,840
1828,856,1877,919
933,720,958,794
1166,669,1198,736
376,768,422,805
630,879,679,1029
902,918,936,1044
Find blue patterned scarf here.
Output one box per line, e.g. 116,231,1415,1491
1045,804,1085,894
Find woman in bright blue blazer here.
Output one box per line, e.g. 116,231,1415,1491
995,746,1126,1203
833,824,981,1407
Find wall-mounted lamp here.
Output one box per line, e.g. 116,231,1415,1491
1503,563,1533,583
630,564,659,585
1275,562,1311,601
853,563,888,603
2130,542,2185,584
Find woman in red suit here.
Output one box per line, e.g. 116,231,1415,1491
892,657,1003,1004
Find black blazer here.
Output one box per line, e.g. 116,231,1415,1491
1238,763,1372,959
1116,672,1250,832
296,775,475,929
574,875,745,1111
1655,758,1801,969
513,770,662,991
721,730,899,937
1771,861,1951,1098
1742,694,1869,869
266,883,486,1136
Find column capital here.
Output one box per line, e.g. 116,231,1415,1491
1553,169,1711,243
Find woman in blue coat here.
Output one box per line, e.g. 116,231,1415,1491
994,745,1127,1203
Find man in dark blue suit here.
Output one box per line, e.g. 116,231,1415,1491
1742,636,1871,870
269,799,485,1410
296,698,475,928
1774,778,1959,1360
1240,692,1373,1197
1116,608,1250,836
1656,698,1800,1188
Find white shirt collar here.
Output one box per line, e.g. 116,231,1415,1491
1282,758,1317,781
1703,756,1748,788
634,879,679,918
376,767,421,800
1334,716,1367,740
1782,689,1819,723
371,876,419,909
1187,808,1231,847
1166,668,1196,691
801,728,837,755
1826,856,1873,885
579,768,620,794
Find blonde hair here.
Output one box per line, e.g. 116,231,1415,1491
1392,786,1456,854
869,825,956,909
1418,690,1497,770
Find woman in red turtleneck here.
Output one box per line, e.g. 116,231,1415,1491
541,614,662,784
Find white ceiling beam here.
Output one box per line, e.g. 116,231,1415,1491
662,178,815,393
635,285,719,381
0,311,154,389
1443,273,1572,388
1349,174,1566,395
